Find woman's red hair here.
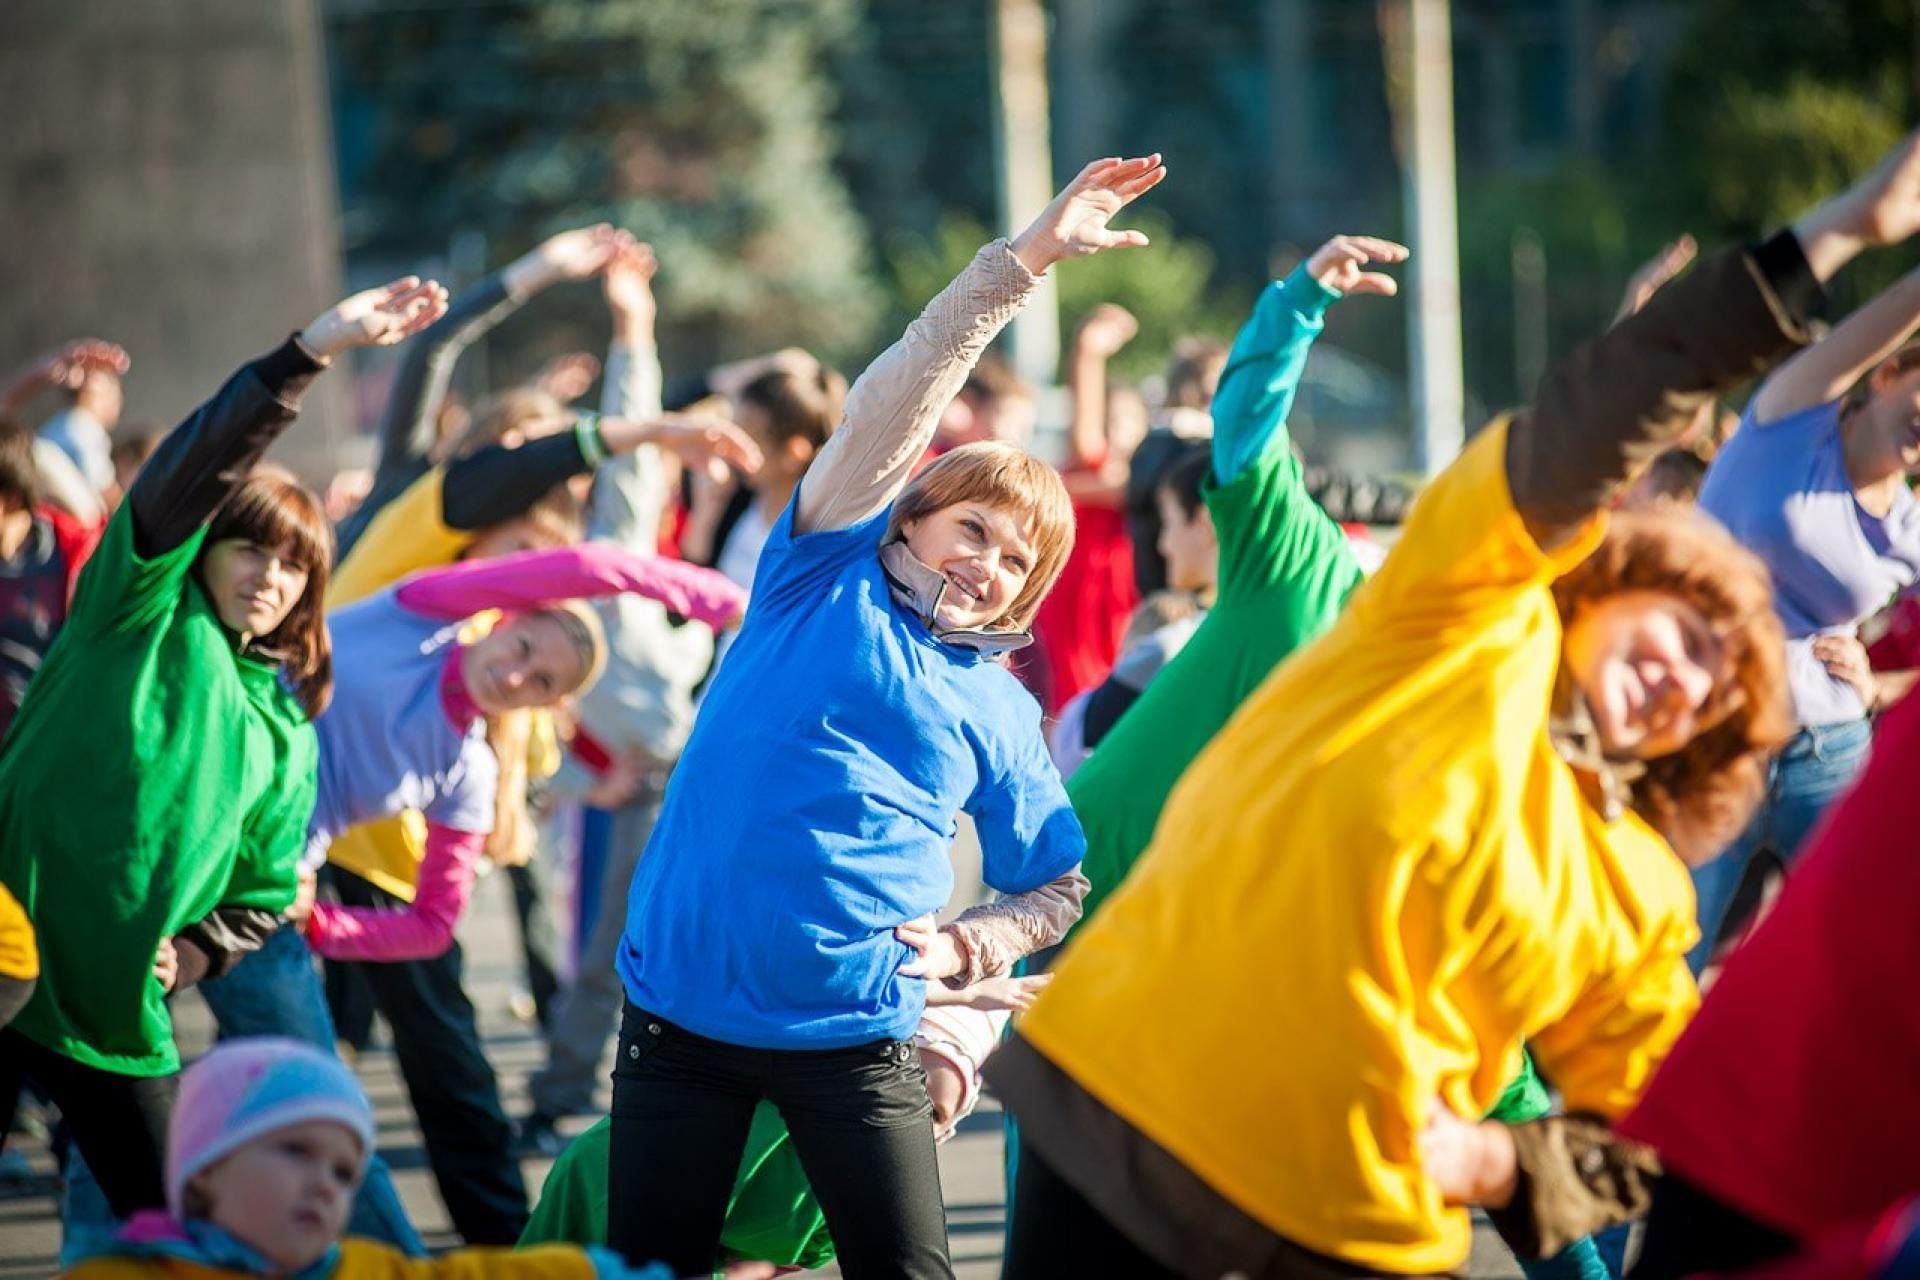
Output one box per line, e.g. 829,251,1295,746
1553,507,1793,863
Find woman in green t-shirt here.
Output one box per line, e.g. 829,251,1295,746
0,277,448,1223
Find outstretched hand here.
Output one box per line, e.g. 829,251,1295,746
537,223,635,284
604,242,659,337
956,972,1051,1013
1074,304,1139,359
1795,129,1920,283
1305,235,1410,297
300,277,449,360
1011,155,1167,275
37,338,130,390
1613,235,1697,323
601,413,764,482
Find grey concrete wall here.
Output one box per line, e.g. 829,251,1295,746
0,0,350,479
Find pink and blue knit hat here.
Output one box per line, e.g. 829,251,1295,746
166,1038,377,1218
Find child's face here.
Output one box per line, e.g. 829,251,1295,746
1155,488,1218,595
903,501,1038,632
192,1120,363,1273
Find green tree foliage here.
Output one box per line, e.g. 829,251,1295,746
884,211,1247,382
327,0,884,369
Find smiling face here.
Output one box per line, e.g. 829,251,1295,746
198,537,313,639
902,501,1039,632
459,612,590,714
1563,588,1730,759
1858,358,1920,476
192,1121,362,1273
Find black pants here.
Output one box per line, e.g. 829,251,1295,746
327,868,529,1244
1631,1175,1796,1279
0,1029,175,1217
1004,1140,1180,1278
607,1001,952,1279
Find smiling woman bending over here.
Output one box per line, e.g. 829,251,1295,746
603,156,1166,1280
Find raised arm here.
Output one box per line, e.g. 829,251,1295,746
1212,236,1407,486
588,243,673,549
370,224,633,481
127,278,447,558
1752,266,1920,425
1065,304,1139,471
796,155,1167,533
0,339,129,420
393,540,746,630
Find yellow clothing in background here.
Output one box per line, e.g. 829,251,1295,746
1020,421,1700,1274
0,880,39,982
323,467,557,900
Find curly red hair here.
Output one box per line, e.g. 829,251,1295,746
1553,508,1792,863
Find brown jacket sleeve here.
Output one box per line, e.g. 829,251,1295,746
1505,232,1821,548
1487,1114,1664,1259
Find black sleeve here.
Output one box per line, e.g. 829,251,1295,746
175,906,286,981
663,371,718,412
0,974,33,1030
127,335,327,559
369,273,519,483
1504,231,1822,546
439,430,590,532
1081,676,1144,751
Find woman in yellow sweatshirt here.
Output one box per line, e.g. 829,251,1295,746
991,133,1920,1279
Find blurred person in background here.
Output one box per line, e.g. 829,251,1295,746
1126,335,1227,594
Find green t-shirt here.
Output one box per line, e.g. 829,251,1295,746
1067,436,1362,925
0,505,317,1075
521,1109,836,1271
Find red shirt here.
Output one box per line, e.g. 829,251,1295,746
1618,686,1920,1239
1032,493,1137,714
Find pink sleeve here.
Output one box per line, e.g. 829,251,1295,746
303,824,486,962
392,541,747,631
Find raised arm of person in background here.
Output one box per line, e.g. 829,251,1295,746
368,224,632,484
587,243,671,550
1750,256,1920,427
0,338,129,419
796,155,1167,535
393,540,747,632
1502,129,1920,550
1059,305,1139,504
128,279,446,559
1212,235,1407,487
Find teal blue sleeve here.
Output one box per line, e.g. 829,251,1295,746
583,1246,675,1280
1210,266,1341,486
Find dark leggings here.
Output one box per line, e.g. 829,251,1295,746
606,1002,952,1280
1003,1140,1180,1278
1631,1176,1797,1279
0,1029,175,1216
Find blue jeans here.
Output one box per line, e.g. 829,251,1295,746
196,927,425,1254
1687,718,1872,973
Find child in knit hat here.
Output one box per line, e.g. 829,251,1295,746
60,1038,769,1280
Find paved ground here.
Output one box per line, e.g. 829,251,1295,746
0,869,1525,1278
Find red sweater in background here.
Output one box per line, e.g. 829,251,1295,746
1619,683,1920,1241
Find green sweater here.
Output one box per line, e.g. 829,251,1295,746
1068,269,1364,926
0,343,322,1075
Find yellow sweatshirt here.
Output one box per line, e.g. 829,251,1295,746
1019,420,1700,1273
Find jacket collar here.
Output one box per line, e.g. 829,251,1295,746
106,1213,341,1279
1548,669,1646,823
878,539,1033,658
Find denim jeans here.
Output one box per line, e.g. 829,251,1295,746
1687,717,1872,973
607,1001,952,1279
189,926,425,1254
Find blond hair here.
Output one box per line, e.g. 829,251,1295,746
884,442,1075,632
532,600,609,697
